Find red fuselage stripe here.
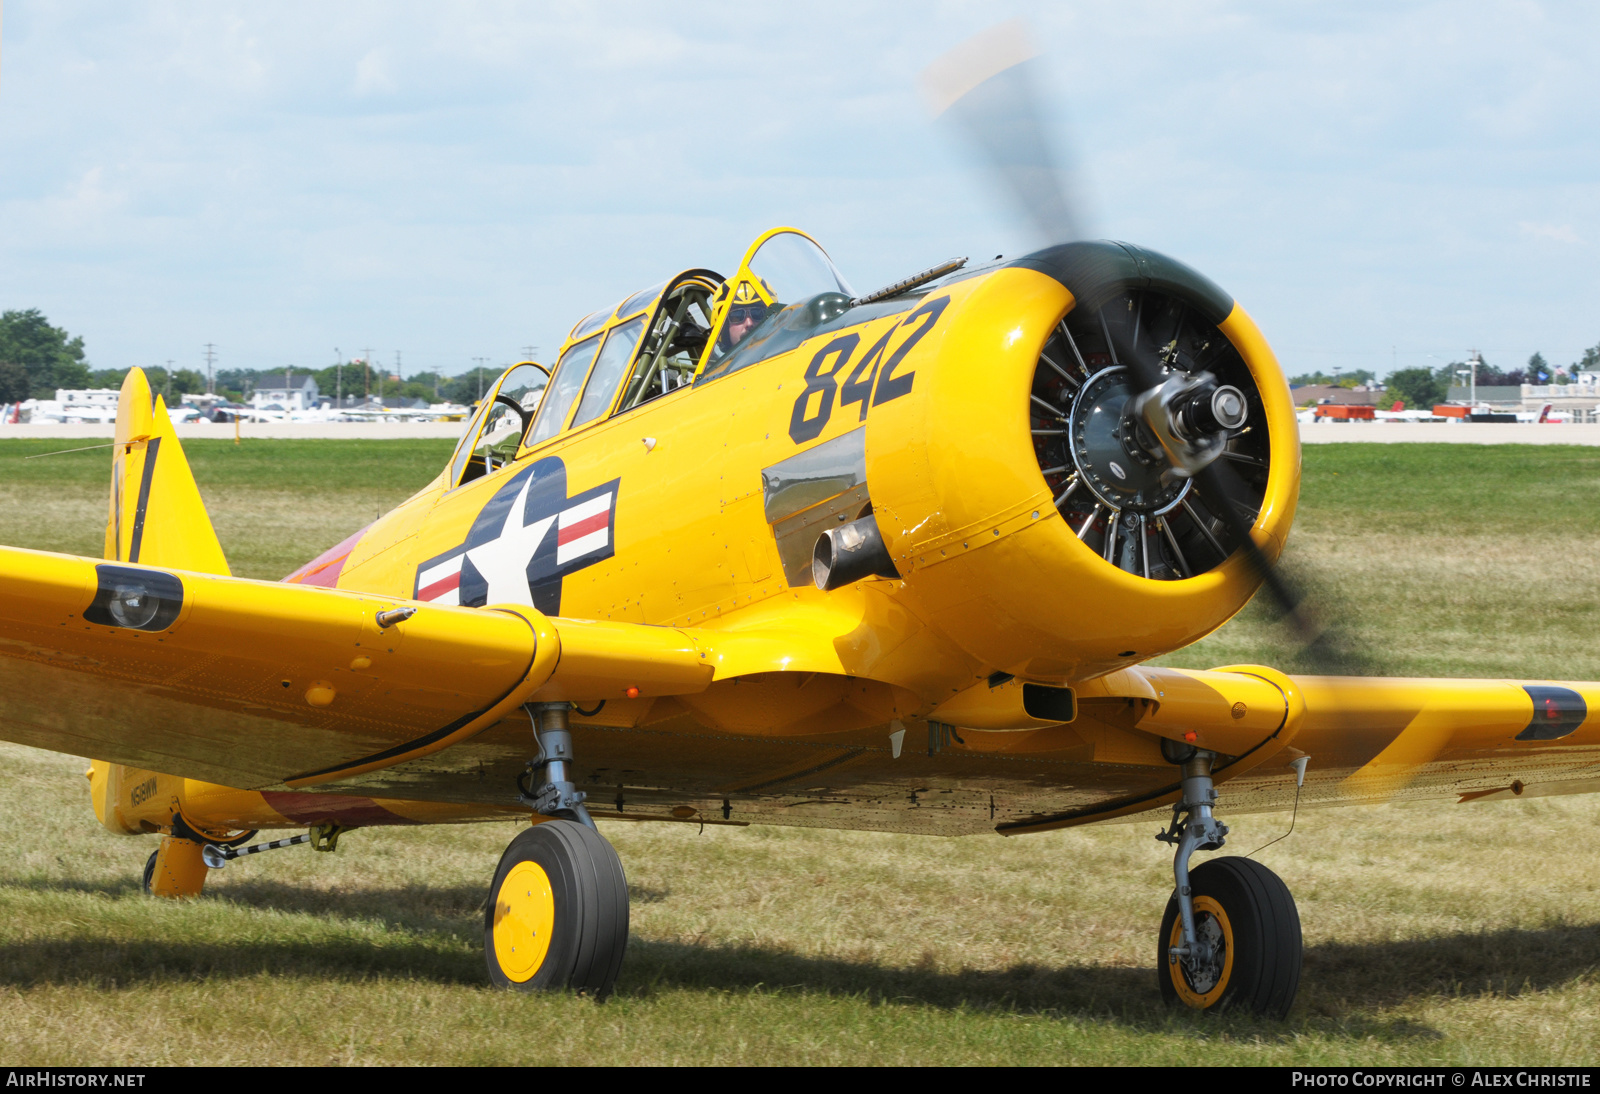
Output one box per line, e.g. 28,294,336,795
418,571,462,601
558,510,609,545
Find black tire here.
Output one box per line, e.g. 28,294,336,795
141,849,157,895
1157,856,1301,1017
484,820,629,999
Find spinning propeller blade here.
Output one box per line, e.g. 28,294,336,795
920,20,1087,249
924,23,1364,675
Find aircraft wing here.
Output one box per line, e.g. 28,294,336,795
1282,672,1600,803
997,665,1600,834
4,540,1598,822
0,545,713,791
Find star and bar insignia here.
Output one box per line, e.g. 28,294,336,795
413,457,619,616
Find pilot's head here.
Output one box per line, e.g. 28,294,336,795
721,280,770,350
725,303,766,347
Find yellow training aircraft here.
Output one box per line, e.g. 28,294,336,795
1,225,1595,1015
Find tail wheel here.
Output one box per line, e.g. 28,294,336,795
1157,856,1301,1017
485,819,629,999
141,850,157,895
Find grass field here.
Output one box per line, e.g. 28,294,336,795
2,438,1599,1065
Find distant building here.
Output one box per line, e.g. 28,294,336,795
1447,386,1524,406
1290,385,1378,406
251,375,321,412
1520,378,1600,423
348,395,429,410
54,388,121,407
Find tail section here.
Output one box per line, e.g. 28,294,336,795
92,369,232,872
104,367,230,575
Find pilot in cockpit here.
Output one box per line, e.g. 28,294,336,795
724,303,764,348
717,280,774,353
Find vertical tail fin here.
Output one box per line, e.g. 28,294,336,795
105,368,230,575
92,370,231,838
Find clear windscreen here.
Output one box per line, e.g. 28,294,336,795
747,231,855,302
475,363,548,461
571,316,646,428
703,232,855,375
527,336,600,446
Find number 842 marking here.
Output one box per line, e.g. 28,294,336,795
787,295,952,444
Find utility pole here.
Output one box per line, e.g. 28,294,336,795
363,346,374,403
1468,349,1481,407
166,359,175,401
203,343,217,394
395,350,402,399
334,348,342,408
520,345,538,363
474,357,489,401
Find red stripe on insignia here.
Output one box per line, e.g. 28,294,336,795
558,510,609,545
418,571,461,601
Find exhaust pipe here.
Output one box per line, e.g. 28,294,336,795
813,514,900,591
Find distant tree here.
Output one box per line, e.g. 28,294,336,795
1461,358,1529,387
1579,343,1600,373
1435,361,1481,390
406,371,446,400
215,368,253,395
0,309,90,397
1288,368,1375,388
441,372,487,406
0,361,29,403
169,369,203,396
1387,367,1447,410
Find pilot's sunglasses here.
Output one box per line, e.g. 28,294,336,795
729,305,766,324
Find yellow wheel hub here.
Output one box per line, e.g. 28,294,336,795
1166,895,1235,1009
492,860,555,983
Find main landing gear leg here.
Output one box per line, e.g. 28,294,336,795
517,701,596,830
1155,746,1302,1017
485,702,630,997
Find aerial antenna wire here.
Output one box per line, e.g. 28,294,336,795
1245,756,1310,858
23,442,119,459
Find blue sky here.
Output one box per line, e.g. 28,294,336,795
1,2,1596,382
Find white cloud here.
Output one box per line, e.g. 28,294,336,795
353,48,397,97
1519,221,1580,244
1,1,1598,376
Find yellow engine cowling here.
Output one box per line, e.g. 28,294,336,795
866,242,1301,683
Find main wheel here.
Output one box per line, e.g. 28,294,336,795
1157,856,1301,1017
485,820,629,999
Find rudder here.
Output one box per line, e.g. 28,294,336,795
92,368,231,846
104,368,230,575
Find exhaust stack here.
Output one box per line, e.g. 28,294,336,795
813,515,900,591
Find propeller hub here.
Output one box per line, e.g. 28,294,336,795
1027,277,1272,583
1176,383,1248,439
1069,367,1190,515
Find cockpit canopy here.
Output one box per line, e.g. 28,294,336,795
445,228,854,489
701,229,854,375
